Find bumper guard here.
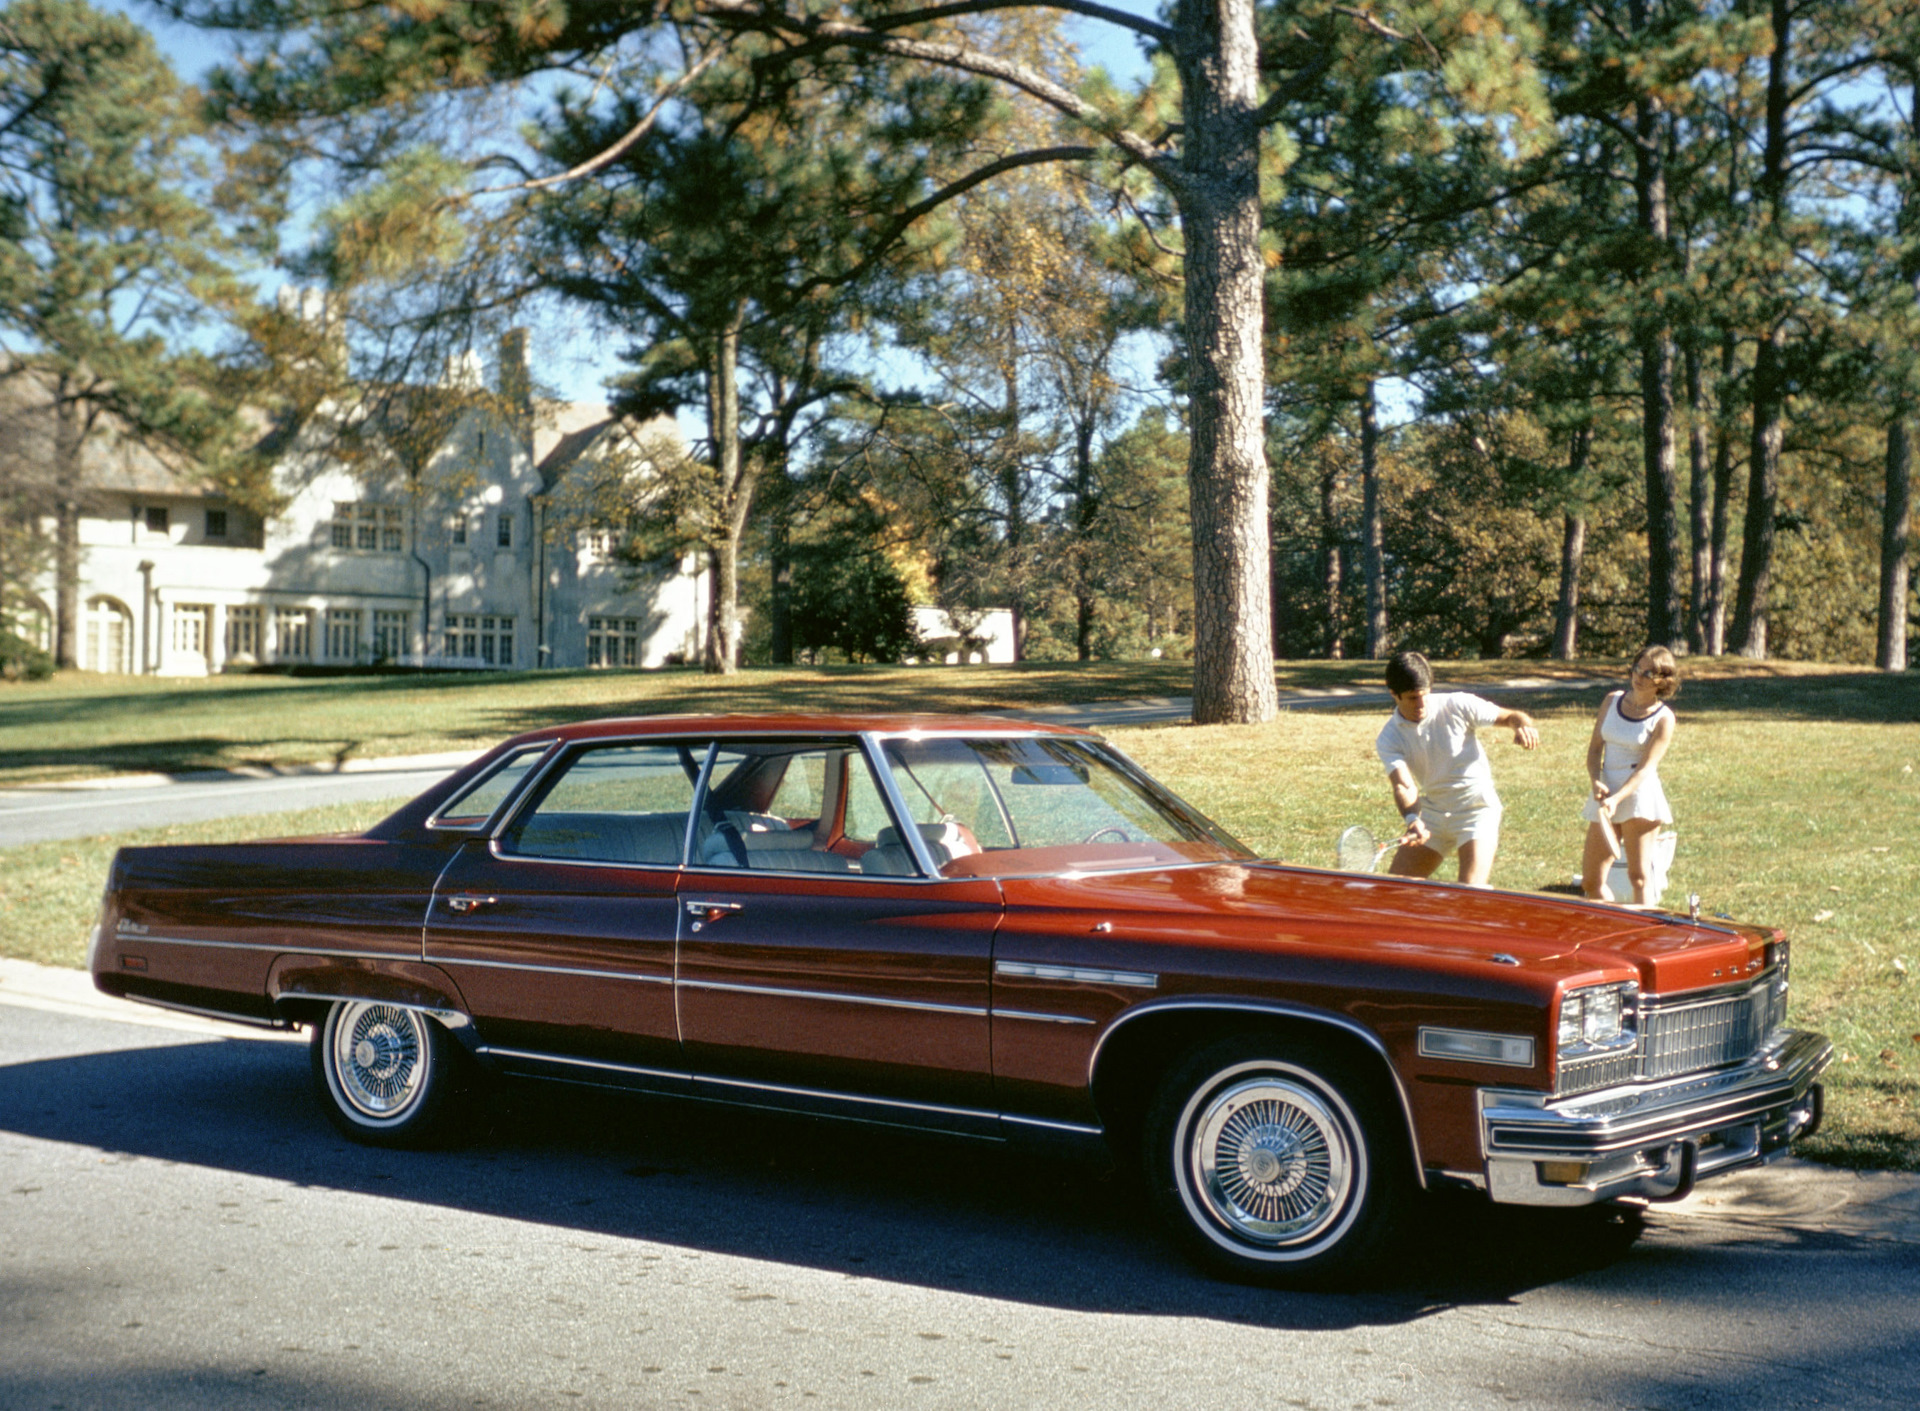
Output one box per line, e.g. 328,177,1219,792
1478,1028,1832,1207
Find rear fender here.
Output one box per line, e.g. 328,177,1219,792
267,957,476,1052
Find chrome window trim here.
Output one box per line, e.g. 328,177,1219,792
860,731,941,877
488,737,716,863
996,960,1157,989
427,742,559,832
678,977,988,1019
480,844,687,873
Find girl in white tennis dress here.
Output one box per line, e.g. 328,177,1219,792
1581,645,1679,904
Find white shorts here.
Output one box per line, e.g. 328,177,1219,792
1413,801,1502,858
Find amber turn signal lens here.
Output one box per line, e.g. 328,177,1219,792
1538,1161,1590,1186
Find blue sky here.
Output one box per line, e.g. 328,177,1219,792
113,1,1163,411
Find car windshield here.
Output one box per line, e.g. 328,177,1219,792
878,735,1253,878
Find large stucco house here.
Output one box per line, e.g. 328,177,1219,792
8,332,707,676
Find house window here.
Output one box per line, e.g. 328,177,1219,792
496,512,513,549
206,509,228,539
583,527,618,558
332,502,402,552
325,608,362,661
444,614,514,667
144,506,169,534
451,515,467,546
275,608,312,661
172,604,212,664
373,610,409,660
586,616,644,668
227,605,262,660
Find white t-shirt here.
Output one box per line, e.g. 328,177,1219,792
1375,691,1504,814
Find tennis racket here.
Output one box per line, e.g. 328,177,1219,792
1336,824,1398,873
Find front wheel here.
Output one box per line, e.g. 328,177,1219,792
1143,1036,1409,1286
311,1001,464,1147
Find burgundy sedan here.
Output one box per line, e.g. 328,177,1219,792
89,714,1830,1284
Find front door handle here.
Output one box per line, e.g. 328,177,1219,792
684,899,742,932
446,894,498,914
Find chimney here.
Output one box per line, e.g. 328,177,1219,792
498,329,532,441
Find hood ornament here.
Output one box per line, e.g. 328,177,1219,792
1688,893,1701,924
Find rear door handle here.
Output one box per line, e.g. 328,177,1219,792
446,894,498,914
684,899,742,932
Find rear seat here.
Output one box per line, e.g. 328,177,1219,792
513,811,689,865
698,820,854,873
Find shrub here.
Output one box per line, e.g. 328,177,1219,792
0,630,54,682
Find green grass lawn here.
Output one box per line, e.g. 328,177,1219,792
0,653,1787,787
3,661,1914,1169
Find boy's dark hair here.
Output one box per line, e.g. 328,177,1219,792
1385,651,1432,696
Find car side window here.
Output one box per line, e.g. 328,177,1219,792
696,742,902,875
430,744,550,829
501,742,700,865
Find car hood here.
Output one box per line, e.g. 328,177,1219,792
996,861,1772,993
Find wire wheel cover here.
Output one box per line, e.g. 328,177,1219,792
1189,1076,1354,1245
331,1004,426,1120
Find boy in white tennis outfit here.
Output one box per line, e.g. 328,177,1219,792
1375,651,1539,886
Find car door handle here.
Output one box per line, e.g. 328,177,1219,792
446,894,499,914
684,899,742,932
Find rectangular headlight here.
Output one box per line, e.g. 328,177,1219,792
1557,981,1639,1060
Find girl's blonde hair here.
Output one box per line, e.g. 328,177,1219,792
1632,645,1680,700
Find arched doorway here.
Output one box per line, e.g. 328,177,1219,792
84,596,134,674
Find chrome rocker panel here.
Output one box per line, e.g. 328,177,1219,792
1478,1029,1832,1207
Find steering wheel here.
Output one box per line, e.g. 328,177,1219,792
1083,825,1131,844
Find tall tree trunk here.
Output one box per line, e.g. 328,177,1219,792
1174,0,1275,723
1707,334,1737,654
1881,417,1913,672
1319,452,1342,658
1730,0,1792,659
52,385,85,670
1554,513,1586,661
1685,340,1711,654
766,459,793,666
705,318,748,675
1000,344,1027,663
1073,417,1097,662
1360,381,1387,658
1553,427,1592,661
1630,5,1682,649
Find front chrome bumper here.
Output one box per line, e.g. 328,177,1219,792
1478,1028,1832,1207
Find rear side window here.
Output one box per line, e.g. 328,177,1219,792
501,742,704,866
430,745,550,829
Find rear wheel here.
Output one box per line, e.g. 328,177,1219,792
311,1001,464,1147
1143,1035,1409,1286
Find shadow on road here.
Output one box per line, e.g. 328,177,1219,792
0,1031,1668,1329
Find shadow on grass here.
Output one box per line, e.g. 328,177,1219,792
0,1032,1660,1327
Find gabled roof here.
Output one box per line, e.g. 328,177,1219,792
0,361,215,499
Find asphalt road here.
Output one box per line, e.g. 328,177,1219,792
4,975,1917,1411
0,682,1609,848
0,757,476,848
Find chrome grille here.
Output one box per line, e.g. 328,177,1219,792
1558,969,1787,1096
